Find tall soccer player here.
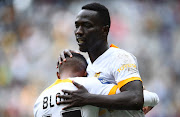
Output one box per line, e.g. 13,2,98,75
57,2,159,117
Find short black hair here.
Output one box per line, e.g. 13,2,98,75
58,53,87,75
82,2,111,28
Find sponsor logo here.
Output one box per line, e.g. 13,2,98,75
98,77,111,84
117,64,137,73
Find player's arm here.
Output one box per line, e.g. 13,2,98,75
58,52,143,110
59,80,143,110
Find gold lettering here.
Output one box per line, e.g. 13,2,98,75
120,66,124,70
133,64,136,68
117,64,137,73
124,64,128,68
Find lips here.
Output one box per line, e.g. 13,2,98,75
77,38,85,45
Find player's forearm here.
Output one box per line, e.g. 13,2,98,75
85,90,144,110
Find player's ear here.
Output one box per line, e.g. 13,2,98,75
102,25,109,36
57,72,60,79
84,71,87,77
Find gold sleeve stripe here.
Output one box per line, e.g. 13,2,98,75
110,44,119,48
108,85,118,95
117,77,142,89
41,79,72,94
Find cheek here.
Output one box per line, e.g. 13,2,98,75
86,30,100,39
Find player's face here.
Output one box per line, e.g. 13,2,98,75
74,10,104,52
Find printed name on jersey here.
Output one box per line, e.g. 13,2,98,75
43,92,68,109
117,64,137,73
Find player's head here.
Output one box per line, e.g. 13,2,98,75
74,2,110,52
57,53,88,79
82,3,111,28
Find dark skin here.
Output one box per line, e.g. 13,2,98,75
74,10,109,62
57,9,144,110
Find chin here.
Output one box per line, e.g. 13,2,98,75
79,47,88,52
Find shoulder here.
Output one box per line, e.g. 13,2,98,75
70,77,100,85
110,47,137,63
70,77,104,89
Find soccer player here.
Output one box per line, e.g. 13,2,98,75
34,53,159,117
57,2,158,116
34,52,116,117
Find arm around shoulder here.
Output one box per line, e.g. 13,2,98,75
85,80,144,110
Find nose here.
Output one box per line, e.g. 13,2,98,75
75,26,83,36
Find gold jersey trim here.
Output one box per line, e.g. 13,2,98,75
110,44,119,48
108,85,118,95
41,79,72,95
117,77,142,89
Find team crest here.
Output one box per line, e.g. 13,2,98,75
94,72,101,78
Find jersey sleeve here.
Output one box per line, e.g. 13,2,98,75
111,51,142,89
33,100,38,117
72,77,118,95
143,90,159,107
33,95,43,117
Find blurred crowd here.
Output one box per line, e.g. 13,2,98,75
0,0,180,117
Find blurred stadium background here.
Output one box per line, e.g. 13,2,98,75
0,0,180,116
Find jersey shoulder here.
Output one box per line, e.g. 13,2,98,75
110,47,137,65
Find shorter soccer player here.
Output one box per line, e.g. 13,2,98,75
34,53,159,117
34,53,117,117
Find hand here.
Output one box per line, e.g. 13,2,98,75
58,81,90,110
143,106,153,114
57,49,79,68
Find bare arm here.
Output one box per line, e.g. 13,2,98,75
59,80,144,110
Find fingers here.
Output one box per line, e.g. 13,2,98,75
62,89,74,94
58,100,73,105
62,49,74,59
62,104,75,110
57,49,77,68
57,56,63,68
66,50,73,58
70,50,80,54
56,61,59,68
143,106,153,114
58,94,72,100
60,51,66,62
72,81,83,89
142,107,147,114
56,93,73,105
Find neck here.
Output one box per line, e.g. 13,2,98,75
60,71,75,80
59,69,86,80
88,43,109,63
